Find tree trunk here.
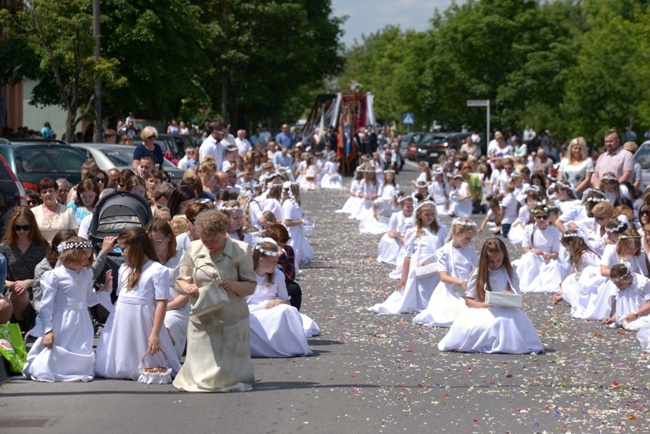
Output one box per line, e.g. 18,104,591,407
64,109,78,143
220,0,229,122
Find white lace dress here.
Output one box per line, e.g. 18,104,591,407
413,243,478,327
358,183,399,235
282,199,313,266
23,266,112,382
517,225,570,293
438,267,544,354
94,260,181,380
247,269,318,357
369,226,446,314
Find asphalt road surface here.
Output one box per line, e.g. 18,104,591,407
1,161,649,433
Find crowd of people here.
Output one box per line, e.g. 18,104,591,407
335,127,650,354
2,119,650,390
0,120,353,390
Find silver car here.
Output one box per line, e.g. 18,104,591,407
71,143,185,184
633,140,650,191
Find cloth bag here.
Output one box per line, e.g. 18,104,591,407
181,256,230,319
0,323,28,374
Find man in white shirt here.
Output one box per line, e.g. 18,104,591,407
199,123,227,170
235,129,252,156
523,125,536,144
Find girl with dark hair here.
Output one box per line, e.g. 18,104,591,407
168,185,197,217
94,227,180,380
68,178,100,225
32,177,78,243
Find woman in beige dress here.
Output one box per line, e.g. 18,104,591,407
173,209,256,392
31,178,78,243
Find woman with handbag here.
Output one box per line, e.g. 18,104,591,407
173,210,256,392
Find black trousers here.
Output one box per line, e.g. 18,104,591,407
286,280,302,311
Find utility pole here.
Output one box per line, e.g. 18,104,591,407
93,0,102,143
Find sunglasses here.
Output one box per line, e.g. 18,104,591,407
594,216,606,221
13,224,31,232
27,200,39,206
534,215,549,220
94,177,106,183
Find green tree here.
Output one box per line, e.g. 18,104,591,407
193,0,345,128
0,0,124,141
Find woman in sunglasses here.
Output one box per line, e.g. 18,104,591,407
0,206,49,331
516,204,569,293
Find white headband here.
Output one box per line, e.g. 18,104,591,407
57,241,93,253
600,174,618,182
254,238,282,257
415,200,436,212
606,215,628,233
453,219,477,228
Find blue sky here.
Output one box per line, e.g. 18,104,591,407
331,0,459,48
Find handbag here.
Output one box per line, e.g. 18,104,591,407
181,255,230,319
415,262,440,279
0,323,28,374
137,349,172,385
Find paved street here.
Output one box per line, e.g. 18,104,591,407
1,162,649,433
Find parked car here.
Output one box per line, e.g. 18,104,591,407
0,138,87,190
633,140,650,191
416,132,472,164
0,153,28,237
71,143,185,184
401,131,427,161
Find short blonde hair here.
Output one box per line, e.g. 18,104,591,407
170,214,188,236
623,141,638,153
141,126,158,140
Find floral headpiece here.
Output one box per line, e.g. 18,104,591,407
525,185,540,193
415,180,429,189
453,219,477,228
283,181,299,206
254,238,282,257
217,202,242,212
57,241,93,253
555,180,574,191
415,200,435,212
600,174,618,182
431,167,444,175
605,215,628,233
530,205,550,215
384,169,395,174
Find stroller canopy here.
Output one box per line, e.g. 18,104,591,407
89,190,153,244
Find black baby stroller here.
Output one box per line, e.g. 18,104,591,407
87,190,153,327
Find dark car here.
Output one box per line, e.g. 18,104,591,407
0,153,27,237
402,131,427,161
0,139,88,190
416,132,472,164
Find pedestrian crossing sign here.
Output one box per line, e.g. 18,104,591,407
402,113,414,125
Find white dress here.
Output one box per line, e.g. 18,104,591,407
23,266,112,382
517,225,570,293
95,260,181,380
559,251,601,316
351,180,379,221
413,243,478,327
162,252,189,360
608,274,650,330
336,179,363,216
448,182,472,217
320,161,343,189
377,212,411,265
369,226,446,314
507,206,532,245
247,269,318,357
571,247,649,321
282,199,314,266
263,197,283,222
571,217,607,257
388,219,447,280
358,183,399,235
637,322,650,350
438,267,544,354
300,166,320,191
428,180,449,216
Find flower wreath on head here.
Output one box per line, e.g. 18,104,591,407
57,241,93,253
415,200,435,212
605,215,628,233
600,174,618,183
282,181,300,206
530,205,550,215
254,237,282,257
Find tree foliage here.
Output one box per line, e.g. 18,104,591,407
339,0,650,143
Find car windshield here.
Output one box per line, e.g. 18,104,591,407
635,146,650,169
103,148,176,169
14,146,87,174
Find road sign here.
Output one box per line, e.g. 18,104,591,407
467,99,489,107
402,113,414,125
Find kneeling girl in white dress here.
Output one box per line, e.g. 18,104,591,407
413,218,478,327
438,238,544,354
377,194,414,265
148,219,188,361
517,205,569,293
552,230,600,308
359,170,400,235
336,168,364,215
282,181,314,266
94,227,181,380
601,264,650,331
222,200,254,245
23,238,113,382
320,155,342,189
247,239,318,358
369,201,447,314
